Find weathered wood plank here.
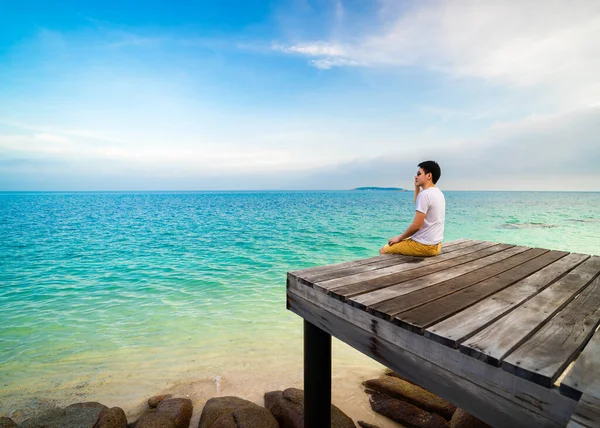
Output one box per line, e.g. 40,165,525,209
287,288,563,428
461,256,600,366
567,394,600,428
502,272,600,387
371,249,562,319
313,240,495,293
301,239,476,284
291,255,411,286
287,276,577,425
426,253,590,348
387,250,568,333
351,245,530,309
298,254,415,284
321,241,502,297
290,238,471,280
561,328,600,400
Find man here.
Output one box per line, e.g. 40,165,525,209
380,160,445,257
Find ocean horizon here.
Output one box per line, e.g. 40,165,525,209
3,189,599,193
1,190,599,424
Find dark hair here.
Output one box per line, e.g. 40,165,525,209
418,160,441,184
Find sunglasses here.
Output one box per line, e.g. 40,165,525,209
416,171,430,177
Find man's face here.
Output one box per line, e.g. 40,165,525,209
415,167,430,187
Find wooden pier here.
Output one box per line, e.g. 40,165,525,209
287,238,600,427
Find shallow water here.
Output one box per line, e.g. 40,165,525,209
1,190,598,423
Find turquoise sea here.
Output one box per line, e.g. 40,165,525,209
1,191,599,422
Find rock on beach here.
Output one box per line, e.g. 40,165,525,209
148,395,173,409
0,417,18,428
131,398,193,428
363,375,456,419
92,407,128,428
19,405,106,428
264,388,355,428
369,392,448,428
198,396,278,428
132,412,175,428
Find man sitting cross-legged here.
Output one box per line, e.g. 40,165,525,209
380,160,446,257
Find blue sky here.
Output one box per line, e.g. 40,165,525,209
1,0,599,190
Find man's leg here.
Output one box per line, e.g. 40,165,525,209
380,239,413,255
381,239,441,256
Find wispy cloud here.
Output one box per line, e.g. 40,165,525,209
0,119,125,144
0,131,296,173
275,0,600,107
276,106,600,191
272,41,365,68
418,106,495,123
273,41,343,56
309,57,364,69
33,133,69,143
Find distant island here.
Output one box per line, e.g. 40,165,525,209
352,187,407,191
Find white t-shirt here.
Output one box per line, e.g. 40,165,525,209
411,187,445,245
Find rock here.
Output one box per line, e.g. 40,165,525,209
263,391,281,410
66,402,109,411
156,398,193,428
449,409,491,428
232,406,280,428
384,370,415,384
6,410,27,422
0,417,17,428
133,412,175,428
357,421,380,428
203,415,236,428
148,395,172,409
198,396,278,428
369,393,448,428
264,390,303,428
20,406,105,428
264,388,355,428
364,376,456,420
93,407,128,428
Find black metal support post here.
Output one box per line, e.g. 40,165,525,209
304,320,332,428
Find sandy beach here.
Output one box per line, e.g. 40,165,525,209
2,338,403,427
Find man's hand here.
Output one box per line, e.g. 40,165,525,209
414,183,421,204
388,211,426,246
388,236,402,246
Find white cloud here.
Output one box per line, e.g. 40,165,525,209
418,106,494,122
273,41,365,68
33,133,69,143
275,0,600,107
0,119,126,144
324,106,600,190
309,57,364,69
0,129,340,176
273,41,344,56
1,134,74,155
380,1,600,90
4,106,598,190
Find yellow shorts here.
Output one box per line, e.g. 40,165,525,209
382,238,442,257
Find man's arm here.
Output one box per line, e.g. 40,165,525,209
414,184,420,204
388,211,426,245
